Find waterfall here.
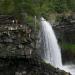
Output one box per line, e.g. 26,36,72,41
40,17,62,68
39,17,75,75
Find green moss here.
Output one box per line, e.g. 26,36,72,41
62,43,75,53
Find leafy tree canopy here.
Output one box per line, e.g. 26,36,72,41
0,0,75,18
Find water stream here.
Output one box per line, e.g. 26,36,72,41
63,65,75,75
40,17,62,68
40,17,75,75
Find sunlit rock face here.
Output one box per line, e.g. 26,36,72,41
0,23,35,57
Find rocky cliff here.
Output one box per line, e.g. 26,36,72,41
53,14,75,64
0,23,36,58
0,15,71,75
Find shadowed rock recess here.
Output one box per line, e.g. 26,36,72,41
53,14,75,64
0,16,70,75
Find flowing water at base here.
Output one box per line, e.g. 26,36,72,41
63,65,75,75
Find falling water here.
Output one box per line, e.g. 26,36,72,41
40,17,62,68
39,17,75,75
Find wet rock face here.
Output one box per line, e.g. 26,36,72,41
0,24,35,57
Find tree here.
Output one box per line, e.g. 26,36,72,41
66,0,75,11
0,0,15,15
53,0,68,13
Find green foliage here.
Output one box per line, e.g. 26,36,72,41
0,0,75,20
0,0,15,14
66,0,75,11
53,0,68,13
0,0,75,15
62,43,75,53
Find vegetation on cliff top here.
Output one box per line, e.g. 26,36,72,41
0,0,75,31
0,0,75,16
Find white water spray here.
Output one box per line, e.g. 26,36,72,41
40,17,62,68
